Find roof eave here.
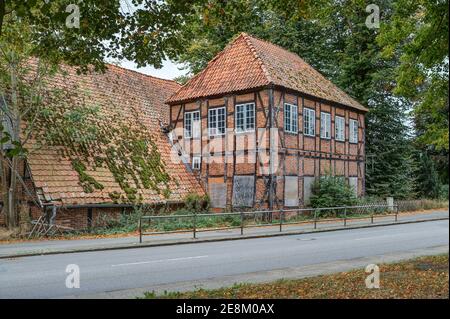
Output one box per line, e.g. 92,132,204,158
167,84,369,113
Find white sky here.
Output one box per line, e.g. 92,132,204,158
117,59,187,80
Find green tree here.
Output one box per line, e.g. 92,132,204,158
414,151,442,199
377,0,448,152
0,0,200,229
377,0,449,186
0,0,202,71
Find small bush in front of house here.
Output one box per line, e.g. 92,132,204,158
310,175,357,209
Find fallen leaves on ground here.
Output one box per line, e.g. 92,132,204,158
144,255,449,299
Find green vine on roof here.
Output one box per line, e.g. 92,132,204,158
71,158,104,193
30,81,173,204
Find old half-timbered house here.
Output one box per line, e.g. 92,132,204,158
166,33,368,210
1,33,368,230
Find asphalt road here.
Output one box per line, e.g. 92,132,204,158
0,220,448,298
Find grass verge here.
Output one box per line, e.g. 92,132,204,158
142,254,449,299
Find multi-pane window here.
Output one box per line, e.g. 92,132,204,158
349,119,358,143
284,103,298,133
184,110,200,138
335,116,345,141
320,112,331,139
208,107,226,137
192,156,201,170
235,103,255,133
303,107,315,136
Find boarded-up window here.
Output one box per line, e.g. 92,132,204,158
209,183,227,208
303,176,315,206
232,176,254,207
284,176,299,207
349,177,358,196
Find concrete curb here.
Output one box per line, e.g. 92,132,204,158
1,217,448,259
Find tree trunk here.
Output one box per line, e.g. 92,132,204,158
0,56,21,229
7,157,18,228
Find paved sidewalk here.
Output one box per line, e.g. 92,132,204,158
0,210,448,258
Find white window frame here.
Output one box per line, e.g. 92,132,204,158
335,116,345,142
320,112,331,139
303,107,315,137
192,156,201,170
349,119,358,143
184,110,200,139
284,103,298,134
235,102,255,133
208,107,226,137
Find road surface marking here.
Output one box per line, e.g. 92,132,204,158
111,255,208,267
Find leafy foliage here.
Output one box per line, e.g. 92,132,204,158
184,193,211,212
310,175,357,208
377,0,448,150
1,21,173,204
377,0,449,186
0,0,201,72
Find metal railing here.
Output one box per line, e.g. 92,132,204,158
138,204,399,243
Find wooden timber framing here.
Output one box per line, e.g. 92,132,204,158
168,85,366,210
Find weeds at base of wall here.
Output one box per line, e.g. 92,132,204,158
2,198,447,240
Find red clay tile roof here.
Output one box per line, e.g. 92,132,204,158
25,64,204,206
167,33,367,112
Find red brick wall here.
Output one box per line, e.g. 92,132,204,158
26,203,125,230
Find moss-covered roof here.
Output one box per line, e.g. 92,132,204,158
25,63,204,206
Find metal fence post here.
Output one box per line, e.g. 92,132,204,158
371,213,374,224
193,212,197,239
138,218,142,243
395,205,399,222
240,212,244,235
344,208,347,226
314,210,317,229
279,209,283,232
